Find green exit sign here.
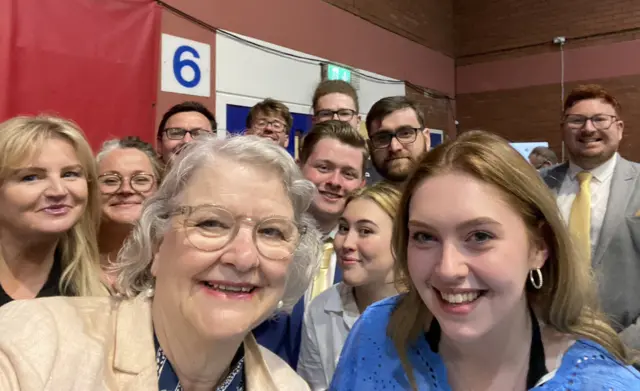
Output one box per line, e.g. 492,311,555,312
327,64,352,83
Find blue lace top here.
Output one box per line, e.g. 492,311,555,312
330,296,640,390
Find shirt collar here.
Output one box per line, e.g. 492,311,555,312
568,152,618,183
322,226,339,242
324,283,360,328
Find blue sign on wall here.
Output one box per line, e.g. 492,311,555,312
430,132,443,147
225,104,312,156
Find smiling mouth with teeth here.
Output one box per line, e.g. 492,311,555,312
438,290,485,304
202,282,256,294
321,192,341,199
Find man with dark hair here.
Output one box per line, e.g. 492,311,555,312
541,84,640,350
156,101,216,164
529,146,558,169
245,98,293,148
365,96,430,184
253,120,367,369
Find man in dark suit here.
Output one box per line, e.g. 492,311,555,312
541,84,640,350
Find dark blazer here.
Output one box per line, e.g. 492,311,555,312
541,157,640,349
253,270,343,370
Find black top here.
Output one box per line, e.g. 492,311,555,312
0,248,65,307
425,305,548,388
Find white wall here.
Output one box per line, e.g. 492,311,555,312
215,30,405,136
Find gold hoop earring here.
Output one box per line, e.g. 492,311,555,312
529,268,543,289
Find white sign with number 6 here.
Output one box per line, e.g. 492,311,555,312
161,34,211,97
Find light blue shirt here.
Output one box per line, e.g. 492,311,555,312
330,295,640,390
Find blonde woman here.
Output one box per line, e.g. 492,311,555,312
298,182,401,390
0,115,105,306
331,131,640,390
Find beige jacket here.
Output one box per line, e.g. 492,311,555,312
0,295,309,391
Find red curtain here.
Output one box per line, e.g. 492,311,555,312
0,0,160,149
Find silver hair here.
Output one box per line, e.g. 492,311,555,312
95,139,122,163
95,137,164,183
113,135,322,313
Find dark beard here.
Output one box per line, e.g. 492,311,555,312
378,161,413,183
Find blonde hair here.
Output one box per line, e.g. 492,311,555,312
0,115,105,297
387,130,630,390
345,181,402,221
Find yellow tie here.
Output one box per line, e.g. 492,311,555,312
310,239,334,300
569,171,593,263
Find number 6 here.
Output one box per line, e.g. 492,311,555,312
173,45,201,88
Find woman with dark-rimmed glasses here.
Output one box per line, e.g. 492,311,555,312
96,136,163,286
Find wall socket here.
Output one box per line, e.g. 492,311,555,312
553,36,566,45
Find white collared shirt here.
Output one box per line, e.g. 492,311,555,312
298,283,359,391
556,153,618,253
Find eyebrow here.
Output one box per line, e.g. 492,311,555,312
408,217,501,232
339,217,379,227
356,219,378,226
315,159,358,171
316,107,355,111
375,125,420,133
14,164,83,173
101,169,150,175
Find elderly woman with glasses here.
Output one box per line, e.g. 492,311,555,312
0,135,321,391
96,136,163,286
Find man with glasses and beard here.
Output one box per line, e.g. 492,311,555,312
541,84,640,351
156,101,217,165
365,96,430,186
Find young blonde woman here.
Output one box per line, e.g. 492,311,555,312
330,131,640,390
298,182,401,390
0,115,105,306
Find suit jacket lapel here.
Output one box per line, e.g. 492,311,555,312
244,334,279,391
593,158,638,266
112,295,157,391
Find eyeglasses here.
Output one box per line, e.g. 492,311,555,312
563,114,618,131
370,126,420,149
164,127,214,140
98,172,156,194
314,109,356,122
170,204,303,260
253,119,286,132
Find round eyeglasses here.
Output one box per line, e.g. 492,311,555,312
253,118,286,132
314,109,356,122
98,173,156,194
563,114,618,131
163,127,214,140
171,205,303,260
370,126,420,149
